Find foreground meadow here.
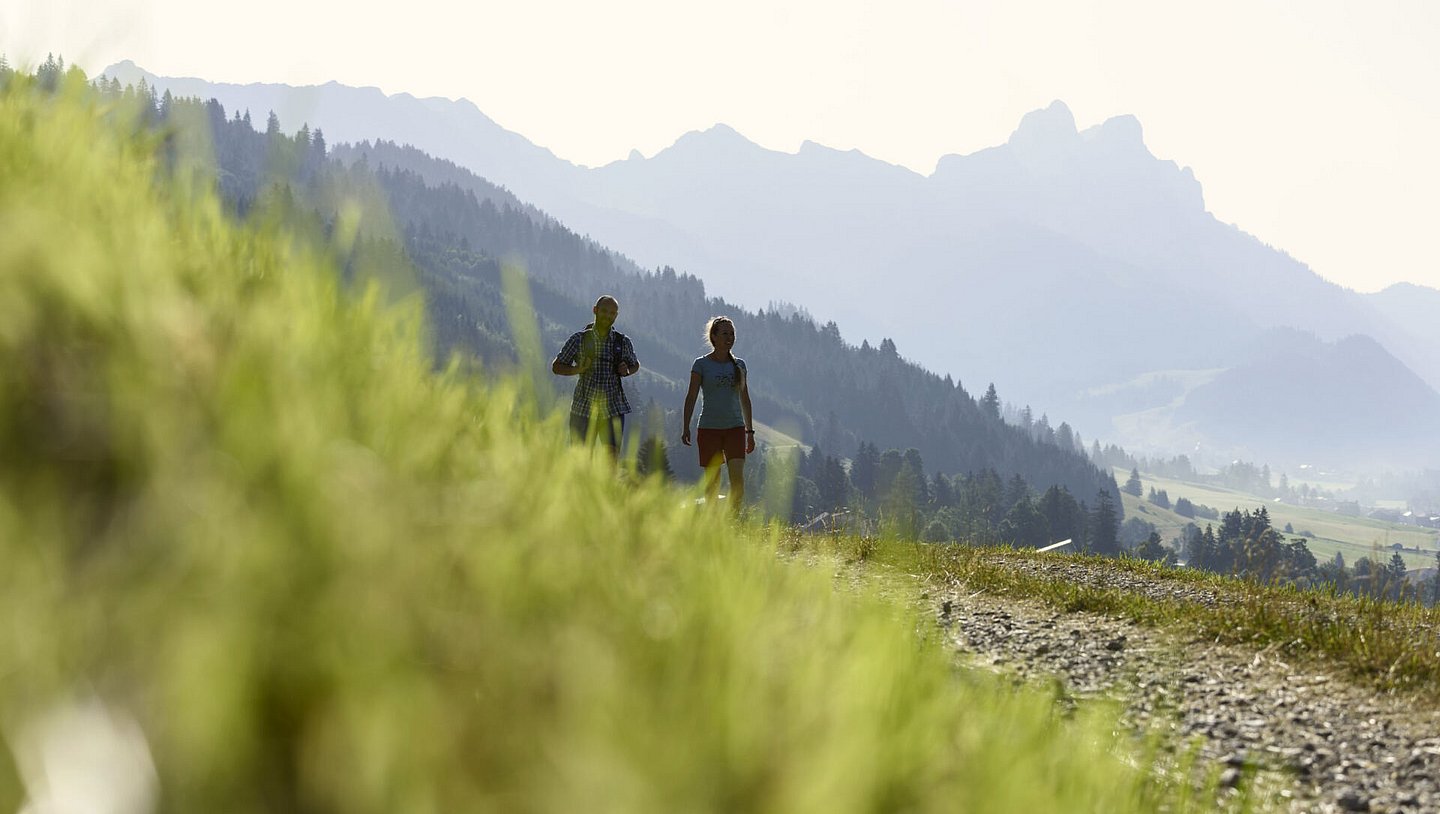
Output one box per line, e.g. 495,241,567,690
0,79,1228,812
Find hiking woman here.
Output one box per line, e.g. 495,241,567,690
681,316,754,508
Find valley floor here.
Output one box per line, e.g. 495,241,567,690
886,550,1440,813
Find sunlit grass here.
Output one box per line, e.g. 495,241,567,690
1125,472,1440,570
0,78,1237,812
915,544,1440,698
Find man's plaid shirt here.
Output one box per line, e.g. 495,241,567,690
555,328,638,419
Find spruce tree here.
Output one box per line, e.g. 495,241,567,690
636,437,674,481
979,383,1000,420
1390,551,1408,579
850,442,879,501
1123,468,1143,497
1088,490,1120,556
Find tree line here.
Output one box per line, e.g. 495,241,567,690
5,60,1123,539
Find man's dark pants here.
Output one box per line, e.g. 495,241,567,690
570,411,624,456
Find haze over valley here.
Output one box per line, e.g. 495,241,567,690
103,61,1440,477
14,9,1440,810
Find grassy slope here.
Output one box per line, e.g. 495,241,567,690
906,542,1440,701
0,82,1212,812
1121,472,1440,571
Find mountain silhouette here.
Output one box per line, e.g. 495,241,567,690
103,62,1440,471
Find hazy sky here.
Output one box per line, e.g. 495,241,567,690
4,0,1438,293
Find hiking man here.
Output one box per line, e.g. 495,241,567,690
552,295,639,454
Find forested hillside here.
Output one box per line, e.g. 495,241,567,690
84,69,1120,540
327,138,1119,502
3,70,1209,813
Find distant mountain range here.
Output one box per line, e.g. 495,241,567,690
102,61,1440,472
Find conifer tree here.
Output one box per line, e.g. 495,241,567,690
1088,490,1120,556
1123,468,1143,497
980,383,1000,420
850,442,879,501
1389,551,1408,580
636,437,674,481
1432,550,1440,604
1056,422,1075,452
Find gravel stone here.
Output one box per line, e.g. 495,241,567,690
936,555,1440,813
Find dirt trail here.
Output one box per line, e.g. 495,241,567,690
938,557,1440,813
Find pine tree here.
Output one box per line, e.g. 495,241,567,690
902,448,928,506
1123,468,1143,497
851,442,879,501
979,383,1000,420
636,436,674,481
1390,551,1408,579
1000,496,1049,548
930,471,954,508
1136,532,1167,562
1034,413,1054,445
1038,485,1083,547
817,455,850,512
1004,473,1029,510
1088,490,1120,556
1056,422,1075,453
37,53,62,91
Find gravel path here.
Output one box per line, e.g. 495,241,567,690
936,556,1440,813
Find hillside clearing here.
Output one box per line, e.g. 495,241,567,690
1121,472,1440,571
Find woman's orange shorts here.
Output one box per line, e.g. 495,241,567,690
697,427,747,466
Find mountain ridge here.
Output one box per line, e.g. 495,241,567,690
102,61,1440,472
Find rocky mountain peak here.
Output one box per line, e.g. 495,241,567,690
1007,100,1078,151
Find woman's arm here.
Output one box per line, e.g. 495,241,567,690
739,375,754,453
681,371,701,446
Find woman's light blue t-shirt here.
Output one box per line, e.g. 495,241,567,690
692,355,747,429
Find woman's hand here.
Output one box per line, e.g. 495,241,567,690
745,432,756,454
681,427,692,447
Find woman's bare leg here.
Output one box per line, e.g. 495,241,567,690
726,458,746,513
704,456,724,504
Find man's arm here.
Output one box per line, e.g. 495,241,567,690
551,333,589,376
552,358,587,376
618,336,640,377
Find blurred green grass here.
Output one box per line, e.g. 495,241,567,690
0,77,1229,812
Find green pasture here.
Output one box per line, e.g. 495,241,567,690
0,79,1245,812
1121,471,1440,571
